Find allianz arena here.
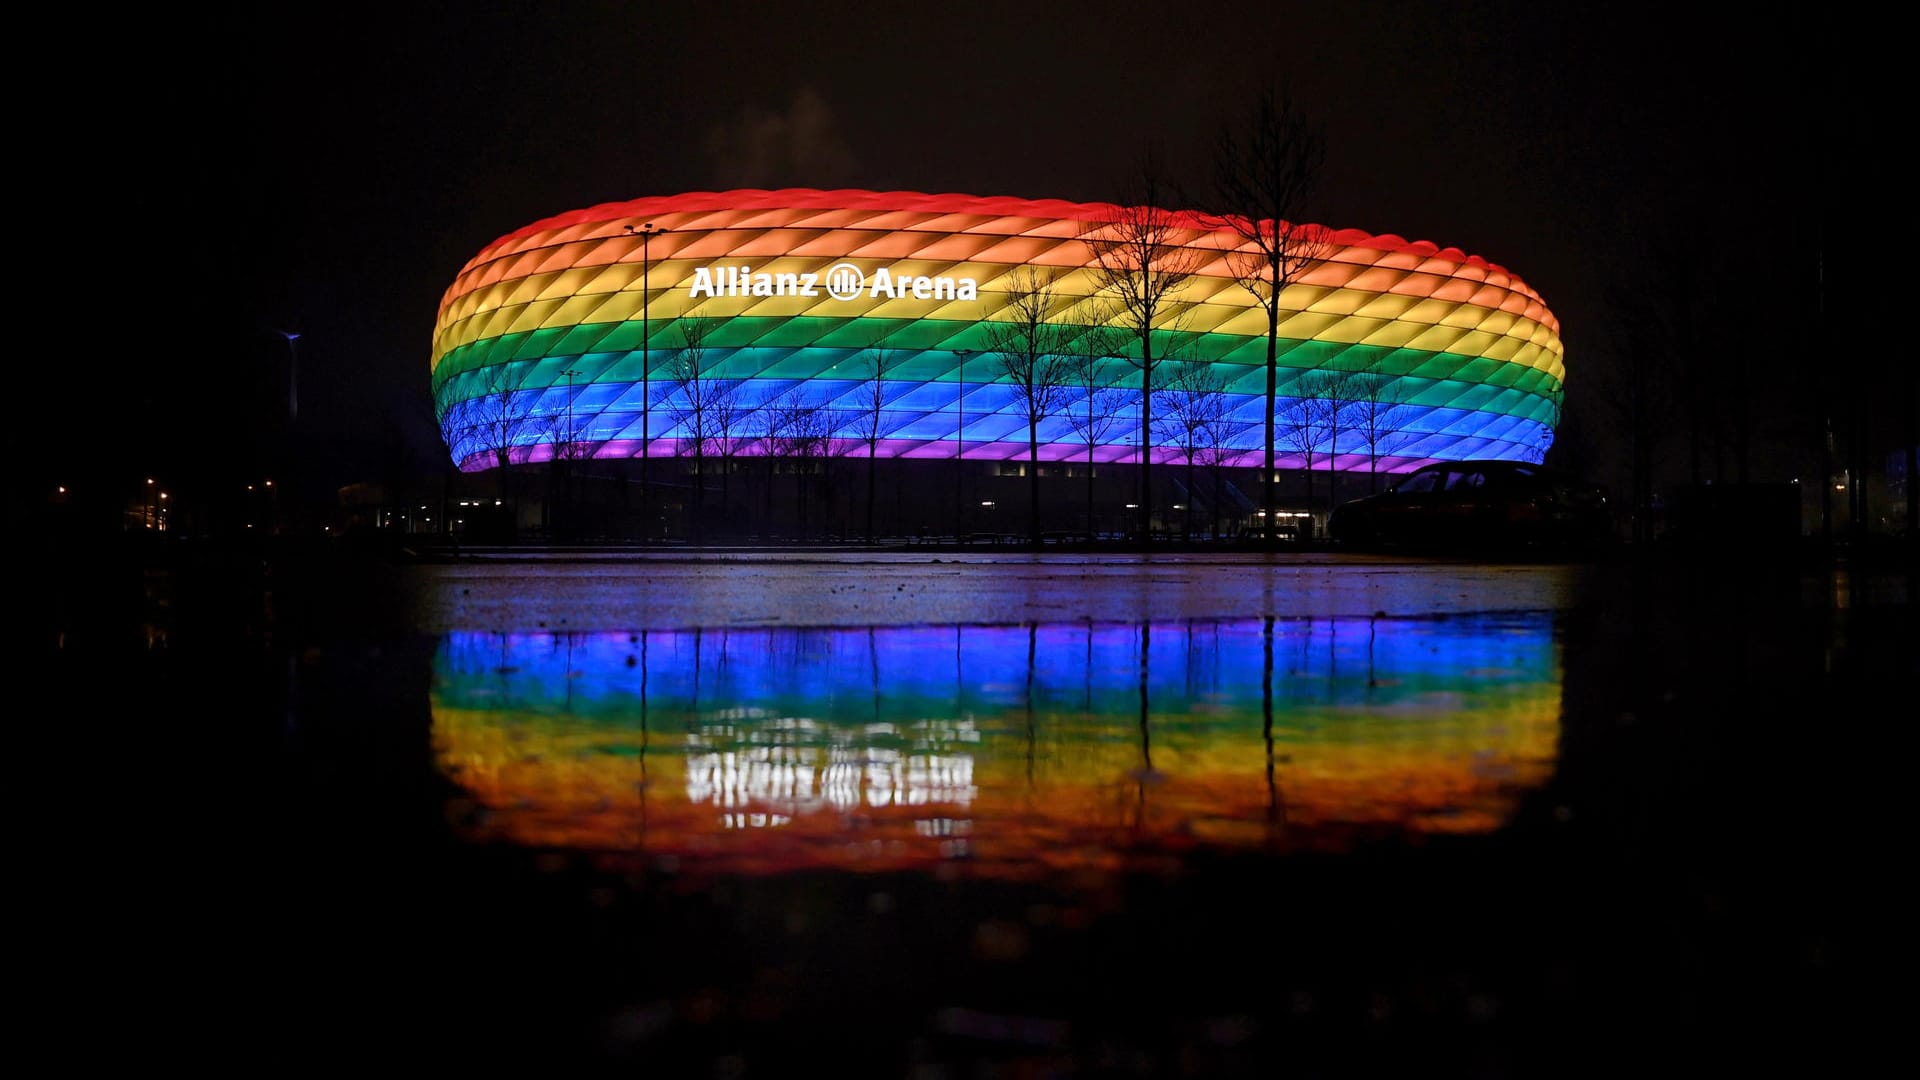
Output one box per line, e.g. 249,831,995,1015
430,188,1563,474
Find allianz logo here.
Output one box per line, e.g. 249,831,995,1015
686,262,979,302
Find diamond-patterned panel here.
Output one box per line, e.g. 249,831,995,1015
431,189,1565,472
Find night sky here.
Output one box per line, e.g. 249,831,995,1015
26,1,1898,513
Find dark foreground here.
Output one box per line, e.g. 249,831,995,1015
39,545,1912,1076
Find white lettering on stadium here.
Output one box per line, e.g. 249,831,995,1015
686,264,978,302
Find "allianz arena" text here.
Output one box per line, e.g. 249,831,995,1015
686,264,981,302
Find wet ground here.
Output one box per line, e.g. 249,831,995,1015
43,546,1912,1076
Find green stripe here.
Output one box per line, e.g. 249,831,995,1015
433,318,1563,417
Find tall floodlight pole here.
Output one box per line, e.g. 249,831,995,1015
561,367,582,450
626,222,669,541
274,330,301,534
560,366,582,539
953,349,972,541
279,331,301,425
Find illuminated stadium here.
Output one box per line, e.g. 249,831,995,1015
426,188,1568,541
430,188,1564,477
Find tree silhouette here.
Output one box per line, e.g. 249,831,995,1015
1348,363,1421,494
434,361,542,529
1085,157,1201,540
1277,362,1365,538
847,335,908,541
1063,314,1131,542
662,317,731,538
1211,86,1331,542
981,266,1077,544
1153,361,1235,540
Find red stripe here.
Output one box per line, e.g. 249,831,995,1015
476,187,1517,279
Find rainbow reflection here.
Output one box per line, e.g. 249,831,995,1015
431,616,1561,878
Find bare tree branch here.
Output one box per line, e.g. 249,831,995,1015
1084,157,1202,539
1153,360,1236,540
1209,85,1331,542
982,266,1078,543
435,361,544,526
1063,306,1132,542
662,316,732,533
849,333,908,540
1348,362,1422,494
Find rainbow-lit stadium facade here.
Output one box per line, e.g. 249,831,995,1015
430,189,1564,473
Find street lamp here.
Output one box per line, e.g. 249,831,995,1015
626,222,669,541
955,349,971,458
560,367,583,456
952,349,973,541
279,331,301,426
559,367,582,538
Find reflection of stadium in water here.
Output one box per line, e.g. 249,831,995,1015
684,716,981,826
431,616,1562,876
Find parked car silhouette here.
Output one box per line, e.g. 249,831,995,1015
1329,460,1611,550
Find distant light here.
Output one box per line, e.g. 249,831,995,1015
247,484,254,491
159,492,168,500
147,478,155,485
1172,504,1184,510
979,500,995,507
1125,503,1139,509
56,486,66,494
264,480,273,487
495,500,502,506
1834,484,1846,491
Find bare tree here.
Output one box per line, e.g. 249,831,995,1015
1152,361,1235,540
766,386,830,536
662,317,731,537
434,361,543,523
817,403,857,539
847,336,908,541
1277,373,1329,538
430,392,474,536
1063,316,1131,542
981,266,1077,544
440,361,543,473
747,385,788,535
433,384,478,471
1348,363,1421,494
1085,158,1202,540
1320,360,1360,524
541,376,594,539
1195,399,1253,540
1276,362,1362,538
794,400,836,538
710,363,750,529
1211,85,1332,543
